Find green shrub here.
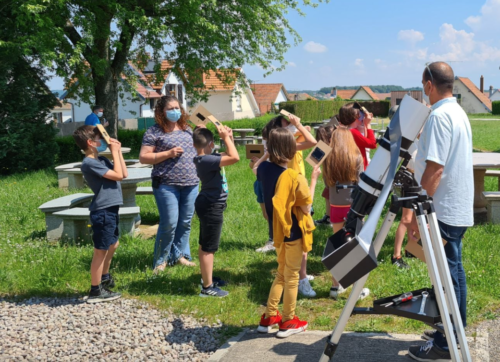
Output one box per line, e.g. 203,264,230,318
55,136,82,165
278,99,391,121
492,101,500,115
118,129,146,153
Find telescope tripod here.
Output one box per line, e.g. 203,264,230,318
319,171,472,362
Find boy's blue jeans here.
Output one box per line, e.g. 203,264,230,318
153,184,198,267
433,220,468,351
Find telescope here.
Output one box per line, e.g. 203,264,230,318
322,95,431,287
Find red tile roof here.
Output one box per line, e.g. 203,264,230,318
252,83,287,113
377,93,391,100
336,90,356,99
201,69,240,91
458,77,492,111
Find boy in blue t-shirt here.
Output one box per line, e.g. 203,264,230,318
73,125,128,303
192,125,239,297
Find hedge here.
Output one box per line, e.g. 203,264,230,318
493,101,500,115
278,99,391,121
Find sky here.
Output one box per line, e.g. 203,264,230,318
47,0,500,92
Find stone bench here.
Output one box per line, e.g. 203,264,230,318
39,193,94,240
484,191,500,224
485,170,500,191
136,186,154,195
52,207,140,242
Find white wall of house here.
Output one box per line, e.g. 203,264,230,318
68,90,153,122
275,88,288,105
231,86,259,120
453,80,491,114
191,91,234,121
161,72,187,110
352,88,373,100
491,91,500,102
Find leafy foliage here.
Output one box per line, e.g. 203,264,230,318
0,4,59,175
279,100,390,121
492,101,500,115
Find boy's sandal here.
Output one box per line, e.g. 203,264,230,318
153,263,167,275
178,257,196,267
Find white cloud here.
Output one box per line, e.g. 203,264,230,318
288,62,297,67
398,29,425,44
465,0,500,33
304,41,327,53
354,58,364,68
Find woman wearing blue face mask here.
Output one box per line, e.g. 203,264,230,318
139,95,199,272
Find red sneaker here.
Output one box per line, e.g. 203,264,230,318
257,311,283,333
276,315,308,338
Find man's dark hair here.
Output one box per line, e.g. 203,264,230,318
423,62,454,94
73,125,98,151
193,127,214,149
93,105,103,112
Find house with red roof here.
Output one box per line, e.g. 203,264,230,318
453,77,492,113
251,83,288,114
351,86,378,101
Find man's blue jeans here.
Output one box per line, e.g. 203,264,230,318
433,220,468,350
153,184,198,267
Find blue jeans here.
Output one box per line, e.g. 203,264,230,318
153,184,198,267
433,220,467,350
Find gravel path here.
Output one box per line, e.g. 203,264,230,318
0,297,224,361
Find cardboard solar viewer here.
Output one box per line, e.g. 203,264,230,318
189,105,224,132
95,124,111,144
305,141,332,167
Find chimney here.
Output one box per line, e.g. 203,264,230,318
490,85,494,98
333,87,337,98
480,75,484,93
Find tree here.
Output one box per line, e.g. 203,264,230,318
0,3,59,175
13,0,325,137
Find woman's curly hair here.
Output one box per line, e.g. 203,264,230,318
154,95,190,132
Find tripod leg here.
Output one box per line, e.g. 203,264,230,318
427,212,472,362
319,211,397,362
415,212,461,361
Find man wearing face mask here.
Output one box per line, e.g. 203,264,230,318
85,105,109,127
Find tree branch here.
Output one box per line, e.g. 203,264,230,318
63,19,92,60
111,20,136,74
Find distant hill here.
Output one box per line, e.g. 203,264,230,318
317,85,422,94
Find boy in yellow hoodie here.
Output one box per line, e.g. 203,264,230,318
255,127,321,338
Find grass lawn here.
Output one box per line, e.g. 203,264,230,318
1,125,500,338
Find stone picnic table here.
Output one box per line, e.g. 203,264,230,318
80,147,131,160
473,152,500,223
233,128,256,145
120,168,152,226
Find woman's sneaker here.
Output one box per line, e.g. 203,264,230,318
257,311,282,333
256,239,275,253
298,278,316,298
87,285,121,304
276,316,308,338
199,284,229,298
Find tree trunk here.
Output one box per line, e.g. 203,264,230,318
94,68,119,138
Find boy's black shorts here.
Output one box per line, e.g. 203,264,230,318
195,195,226,253
90,206,120,250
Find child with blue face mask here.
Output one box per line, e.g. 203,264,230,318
73,125,128,303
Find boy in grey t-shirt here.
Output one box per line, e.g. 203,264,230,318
73,125,128,303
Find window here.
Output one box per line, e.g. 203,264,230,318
453,93,462,105
177,84,183,104
396,98,403,106
150,99,155,109
167,84,175,96
52,112,63,123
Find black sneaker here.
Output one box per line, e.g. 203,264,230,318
200,276,228,288
422,329,459,345
101,274,115,289
408,340,451,361
199,284,229,298
392,256,410,269
87,285,121,304
314,214,331,226
405,250,416,258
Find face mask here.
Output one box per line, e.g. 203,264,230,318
166,109,182,123
286,124,298,135
95,138,108,153
97,112,103,118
